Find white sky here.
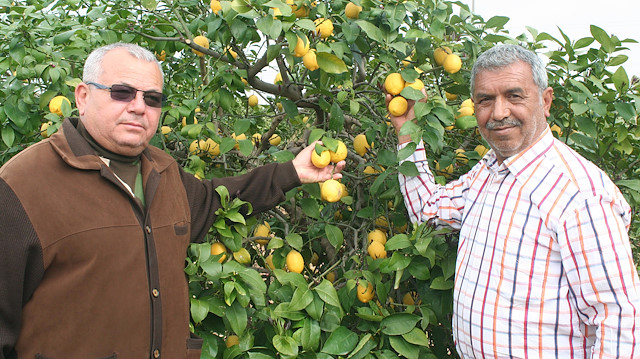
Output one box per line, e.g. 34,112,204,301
464,0,640,77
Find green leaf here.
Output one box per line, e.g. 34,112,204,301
617,179,640,192
329,101,345,131
398,161,419,177
1,126,15,148
226,301,248,335
454,116,477,130
301,318,321,351
612,66,629,93
590,25,614,53
4,102,27,128
321,326,358,355
355,20,384,43
430,276,454,290
348,334,377,359
388,335,420,359
386,234,411,250
380,313,420,335
316,52,348,74
53,29,78,45
315,279,342,309
485,15,509,30
570,103,589,116
273,302,307,320
190,297,209,324
300,197,321,219
614,102,636,120
402,328,429,347
272,335,299,357
289,286,314,311
305,291,325,320
325,224,344,249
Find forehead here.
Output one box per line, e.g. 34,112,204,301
99,49,163,90
473,61,536,95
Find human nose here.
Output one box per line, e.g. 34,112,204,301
492,96,511,120
127,90,147,113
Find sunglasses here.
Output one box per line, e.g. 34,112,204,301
85,81,166,108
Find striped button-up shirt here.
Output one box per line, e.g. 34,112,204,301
399,127,640,358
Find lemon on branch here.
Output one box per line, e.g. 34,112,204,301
388,96,408,117
321,179,343,203
286,250,304,273
311,148,331,168
345,2,362,19
293,35,310,57
49,95,71,116
315,18,334,39
192,35,209,57
210,242,227,263
434,46,452,66
443,53,462,74
303,49,319,71
329,140,347,162
357,282,375,303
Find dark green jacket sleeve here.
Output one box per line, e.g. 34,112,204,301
181,161,301,243
0,178,44,359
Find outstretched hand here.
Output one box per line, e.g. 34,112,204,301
292,142,346,184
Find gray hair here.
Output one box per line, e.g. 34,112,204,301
470,44,548,95
82,42,164,84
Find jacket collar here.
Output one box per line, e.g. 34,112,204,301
50,118,174,174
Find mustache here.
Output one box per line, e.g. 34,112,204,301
486,118,521,130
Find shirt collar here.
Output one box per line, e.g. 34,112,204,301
502,125,554,178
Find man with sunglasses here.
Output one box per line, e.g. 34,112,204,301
0,42,345,358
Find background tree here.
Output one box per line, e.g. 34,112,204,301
2,0,639,357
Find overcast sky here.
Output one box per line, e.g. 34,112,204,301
462,0,640,77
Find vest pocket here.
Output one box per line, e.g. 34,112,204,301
187,333,203,359
174,222,188,236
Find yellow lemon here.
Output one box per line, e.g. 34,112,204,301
272,7,282,18
345,2,362,19
205,138,220,157
475,144,489,157
233,248,251,265
192,35,209,57
226,335,239,347
455,148,468,164
241,77,249,86
401,55,412,67
375,215,388,228
368,240,387,259
433,46,452,66
231,133,246,150
210,0,222,14
550,124,562,137
210,242,227,263
321,179,343,203
367,229,387,245
189,139,208,157
405,78,424,91
388,96,408,117
293,35,310,57
353,133,372,156
445,91,458,101
329,140,347,163
40,121,53,138
357,282,375,303
326,271,336,283
274,72,283,84
302,49,319,71
254,221,271,245
269,133,282,146
456,105,474,119
265,254,275,270
49,95,71,116
367,241,387,259
248,94,258,107
340,183,348,198
225,46,238,60
402,291,421,306
443,53,462,74
252,133,262,145
286,250,304,273
315,18,334,39
435,161,454,177
311,149,331,168
182,116,198,127
460,98,474,109
155,50,166,62
384,73,405,96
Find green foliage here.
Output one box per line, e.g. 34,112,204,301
3,0,640,357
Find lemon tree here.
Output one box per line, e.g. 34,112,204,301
3,1,640,358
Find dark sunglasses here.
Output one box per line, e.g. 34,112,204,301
85,81,166,108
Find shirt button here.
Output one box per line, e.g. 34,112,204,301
153,349,160,358
152,288,160,297
146,226,152,234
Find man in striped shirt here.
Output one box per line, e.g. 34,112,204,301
387,44,640,357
